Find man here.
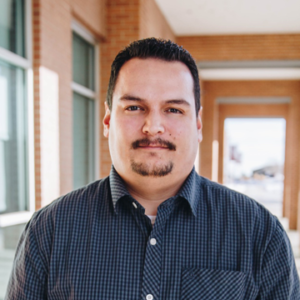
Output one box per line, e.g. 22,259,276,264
6,38,300,299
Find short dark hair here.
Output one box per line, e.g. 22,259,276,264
106,38,201,115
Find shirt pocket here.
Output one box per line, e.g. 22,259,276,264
181,268,246,300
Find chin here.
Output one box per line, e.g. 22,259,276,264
130,160,174,177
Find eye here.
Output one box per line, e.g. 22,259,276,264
126,106,142,111
166,108,182,114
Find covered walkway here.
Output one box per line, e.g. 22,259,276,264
1,0,300,295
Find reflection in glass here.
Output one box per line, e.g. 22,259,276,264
0,59,28,214
0,0,25,57
73,92,95,189
72,33,95,90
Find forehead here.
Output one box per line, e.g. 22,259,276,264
113,58,195,106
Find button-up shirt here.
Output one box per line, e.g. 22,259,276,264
6,166,300,299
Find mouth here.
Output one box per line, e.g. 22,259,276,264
131,138,176,151
138,145,168,150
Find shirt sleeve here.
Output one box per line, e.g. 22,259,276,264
5,219,48,300
259,219,300,299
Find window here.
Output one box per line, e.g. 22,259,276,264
0,0,25,57
0,60,27,214
0,0,32,296
0,0,33,217
72,23,98,190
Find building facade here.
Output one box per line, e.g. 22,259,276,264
0,0,300,256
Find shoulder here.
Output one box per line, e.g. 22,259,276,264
199,175,274,215
12,177,111,273
28,176,111,239
197,175,278,239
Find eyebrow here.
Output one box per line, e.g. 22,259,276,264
165,99,190,106
119,94,144,102
119,94,191,106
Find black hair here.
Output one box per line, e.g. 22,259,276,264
106,37,200,115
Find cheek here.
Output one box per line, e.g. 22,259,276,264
168,123,197,148
111,117,142,148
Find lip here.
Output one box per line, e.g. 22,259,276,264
131,138,176,151
137,145,169,149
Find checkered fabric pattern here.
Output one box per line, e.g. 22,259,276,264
5,166,300,299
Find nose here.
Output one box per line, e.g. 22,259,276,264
142,111,165,136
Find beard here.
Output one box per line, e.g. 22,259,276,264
130,138,176,177
131,160,174,177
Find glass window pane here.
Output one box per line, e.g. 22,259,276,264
0,0,25,57
72,33,95,90
0,59,28,214
73,92,95,189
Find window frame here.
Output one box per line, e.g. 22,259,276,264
71,20,100,188
0,0,35,227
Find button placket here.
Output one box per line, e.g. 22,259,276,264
141,220,164,300
141,203,175,300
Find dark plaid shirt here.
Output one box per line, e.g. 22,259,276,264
6,166,300,299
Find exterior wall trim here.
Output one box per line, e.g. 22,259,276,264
198,60,300,69
71,19,100,187
216,97,291,104
72,19,98,45
71,82,97,99
0,212,34,227
199,68,300,80
198,60,300,80
0,47,30,69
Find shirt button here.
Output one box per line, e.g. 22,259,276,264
150,238,156,245
132,202,137,209
146,294,153,300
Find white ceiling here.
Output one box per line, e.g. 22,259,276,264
155,0,300,36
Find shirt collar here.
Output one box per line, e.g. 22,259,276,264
177,167,200,216
109,165,131,211
109,165,200,216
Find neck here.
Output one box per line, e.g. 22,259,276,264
123,173,187,215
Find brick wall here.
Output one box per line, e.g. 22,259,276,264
31,1,300,231
34,0,72,208
40,0,73,200
177,34,300,60
72,0,106,37
33,0,105,209
99,0,175,178
33,0,175,209
99,0,141,178
139,0,175,41
32,0,41,209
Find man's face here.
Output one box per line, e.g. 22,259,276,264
103,58,202,182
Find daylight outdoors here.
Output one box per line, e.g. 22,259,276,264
1,0,300,297
223,118,300,271
223,118,286,217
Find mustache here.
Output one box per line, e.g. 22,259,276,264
131,138,176,151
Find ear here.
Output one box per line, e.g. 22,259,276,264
103,102,111,138
197,106,203,143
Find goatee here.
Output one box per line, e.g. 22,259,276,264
130,137,175,177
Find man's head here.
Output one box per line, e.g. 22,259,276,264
106,38,201,115
103,38,202,185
